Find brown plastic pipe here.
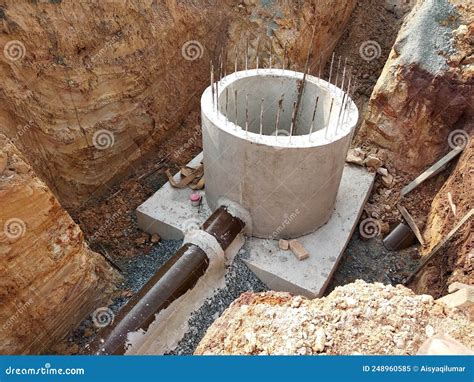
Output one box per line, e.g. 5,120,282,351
88,206,245,355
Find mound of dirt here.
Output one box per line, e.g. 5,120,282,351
195,280,472,355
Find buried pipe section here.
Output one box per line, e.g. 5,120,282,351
89,207,245,355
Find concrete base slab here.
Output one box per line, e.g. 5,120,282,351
137,152,374,298
244,164,375,298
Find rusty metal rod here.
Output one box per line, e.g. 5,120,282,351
89,207,244,355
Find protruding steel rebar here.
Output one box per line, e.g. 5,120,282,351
219,49,223,81
289,100,297,143
335,56,341,88
341,73,353,125
269,38,273,69
308,96,319,140
234,89,238,129
328,52,335,87
245,37,249,72
282,43,287,74
210,61,215,109
224,46,227,78
245,93,249,135
318,54,322,80
225,87,229,125
215,79,219,116
234,46,238,74
340,61,347,93
259,98,264,137
256,37,260,72
275,97,283,139
335,92,346,136
324,97,334,140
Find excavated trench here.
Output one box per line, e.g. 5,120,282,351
1,0,471,355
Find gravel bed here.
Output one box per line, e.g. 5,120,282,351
167,250,268,355
70,239,182,352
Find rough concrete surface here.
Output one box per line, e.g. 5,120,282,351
244,163,375,297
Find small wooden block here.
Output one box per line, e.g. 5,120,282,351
278,239,289,250
289,239,310,261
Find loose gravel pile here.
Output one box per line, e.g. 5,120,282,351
195,280,473,355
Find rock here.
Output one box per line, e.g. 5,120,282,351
0,135,117,355
313,328,326,353
150,233,161,243
425,325,435,337
278,239,289,250
346,148,366,166
377,167,389,176
437,287,474,320
359,0,472,173
289,239,310,261
364,154,383,170
0,152,8,174
382,174,394,187
448,282,473,294
135,233,149,246
417,334,474,355
195,280,472,355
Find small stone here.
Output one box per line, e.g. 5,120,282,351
151,233,161,243
291,296,304,308
425,325,435,337
364,154,383,169
278,239,289,250
289,239,310,261
346,297,357,307
15,162,30,174
135,234,149,246
346,148,366,166
313,328,326,352
0,152,8,175
377,167,389,176
382,174,394,187
420,294,434,304
296,347,307,355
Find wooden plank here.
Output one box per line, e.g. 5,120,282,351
401,147,463,196
397,204,425,245
405,209,473,284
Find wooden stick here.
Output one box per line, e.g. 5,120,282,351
401,147,463,196
404,209,473,285
397,204,425,245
